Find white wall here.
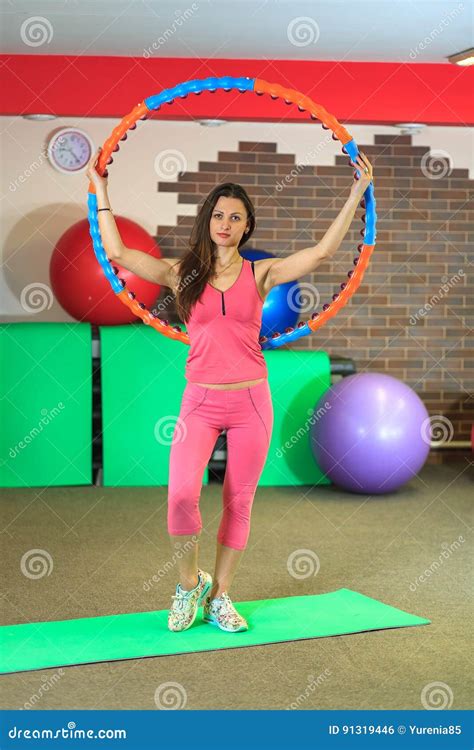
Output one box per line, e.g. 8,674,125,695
1,116,472,321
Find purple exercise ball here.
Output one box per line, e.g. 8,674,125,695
310,373,431,494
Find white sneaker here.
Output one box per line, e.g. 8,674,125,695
167,569,212,632
203,591,248,632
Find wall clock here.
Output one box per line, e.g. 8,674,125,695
48,127,94,174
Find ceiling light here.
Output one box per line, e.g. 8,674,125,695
394,123,426,135
22,114,58,121
448,48,474,66
198,119,227,127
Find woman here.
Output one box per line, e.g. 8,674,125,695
87,146,373,634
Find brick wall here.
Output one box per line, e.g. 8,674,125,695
155,134,473,465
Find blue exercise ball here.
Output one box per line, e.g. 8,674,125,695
240,248,300,336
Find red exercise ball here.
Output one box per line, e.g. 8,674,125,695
49,216,162,325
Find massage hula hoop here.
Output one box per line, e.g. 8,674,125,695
87,76,377,350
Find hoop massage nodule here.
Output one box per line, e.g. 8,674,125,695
87,76,377,350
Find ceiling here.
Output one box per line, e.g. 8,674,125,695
1,0,471,63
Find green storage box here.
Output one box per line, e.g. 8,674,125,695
0,323,92,487
100,325,206,487
263,349,331,486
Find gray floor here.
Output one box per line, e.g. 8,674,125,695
1,462,472,710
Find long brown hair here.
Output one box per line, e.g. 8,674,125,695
174,182,256,323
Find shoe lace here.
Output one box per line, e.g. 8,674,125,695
220,592,233,607
171,588,192,611
214,591,236,614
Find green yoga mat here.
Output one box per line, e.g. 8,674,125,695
0,589,430,674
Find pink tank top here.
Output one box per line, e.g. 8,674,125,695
185,258,268,384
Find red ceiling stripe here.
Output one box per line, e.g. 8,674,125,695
1,55,472,125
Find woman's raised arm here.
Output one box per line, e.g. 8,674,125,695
86,147,181,288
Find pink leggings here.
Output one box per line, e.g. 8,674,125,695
168,379,273,550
